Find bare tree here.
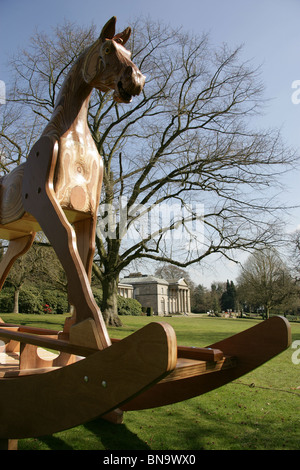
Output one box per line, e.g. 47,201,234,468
3,18,298,325
5,243,44,313
290,229,300,280
0,99,42,172
236,248,298,318
154,263,193,282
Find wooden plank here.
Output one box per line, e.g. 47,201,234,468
0,366,60,378
0,327,20,345
0,321,177,439
177,345,223,361
0,352,19,376
0,328,97,357
69,318,103,350
0,323,60,335
160,356,237,383
0,213,41,240
111,338,223,362
122,316,291,411
0,210,92,241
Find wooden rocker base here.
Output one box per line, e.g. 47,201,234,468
0,315,291,445
121,316,291,410
0,322,176,439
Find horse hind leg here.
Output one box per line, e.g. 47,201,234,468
0,233,35,290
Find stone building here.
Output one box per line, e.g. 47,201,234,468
117,282,134,299
118,273,191,316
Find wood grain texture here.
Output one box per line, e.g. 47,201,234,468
0,17,145,351
22,136,111,349
0,327,99,357
0,165,26,225
54,137,103,214
177,345,223,361
122,316,291,410
0,322,176,439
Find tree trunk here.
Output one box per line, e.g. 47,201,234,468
101,276,122,327
13,288,19,314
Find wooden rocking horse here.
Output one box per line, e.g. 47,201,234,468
0,17,291,450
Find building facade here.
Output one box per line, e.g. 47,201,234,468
118,273,191,316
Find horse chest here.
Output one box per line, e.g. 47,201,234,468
54,136,103,215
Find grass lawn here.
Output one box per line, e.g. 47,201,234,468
0,313,299,450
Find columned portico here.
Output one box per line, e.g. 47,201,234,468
119,274,191,316
175,286,190,314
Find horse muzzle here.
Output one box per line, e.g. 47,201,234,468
114,66,146,103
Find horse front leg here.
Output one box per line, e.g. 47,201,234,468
65,217,97,330
22,136,111,349
73,217,97,282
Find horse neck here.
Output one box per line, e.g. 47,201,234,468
42,57,93,142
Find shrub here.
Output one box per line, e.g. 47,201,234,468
117,296,143,316
42,289,68,314
19,286,43,314
0,287,14,312
92,288,103,306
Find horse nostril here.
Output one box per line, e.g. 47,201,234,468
125,65,133,78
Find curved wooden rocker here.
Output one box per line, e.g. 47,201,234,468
0,17,291,449
121,315,291,411
0,321,177,440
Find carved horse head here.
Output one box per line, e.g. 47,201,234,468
82,16,145,103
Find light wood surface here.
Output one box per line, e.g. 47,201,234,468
0,322,176,439
122,316,291,410
0,16,145,350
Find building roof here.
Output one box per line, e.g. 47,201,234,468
167,278,189,287
121,275,169,285
118,282,134,288
120,275,189,288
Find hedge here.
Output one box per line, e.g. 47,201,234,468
0,286,69,314
117,296,143,316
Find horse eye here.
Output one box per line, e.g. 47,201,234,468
104,47,110,55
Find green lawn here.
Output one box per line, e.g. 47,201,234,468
1,313,299,450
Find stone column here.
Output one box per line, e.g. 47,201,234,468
183,289,187,313
187,288,191,313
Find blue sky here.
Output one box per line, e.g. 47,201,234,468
0,0,299,285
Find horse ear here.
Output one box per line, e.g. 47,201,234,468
82,40,101,84
100,16,116,40
113,27,131,46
